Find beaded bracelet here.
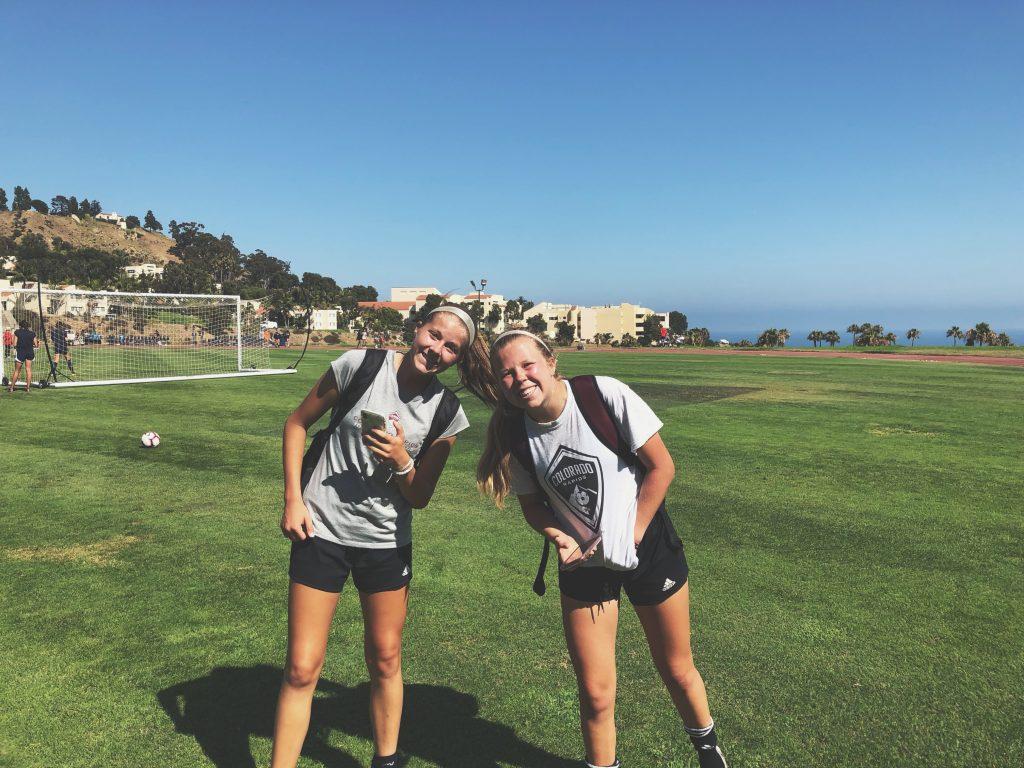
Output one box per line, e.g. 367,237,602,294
393,457,415,476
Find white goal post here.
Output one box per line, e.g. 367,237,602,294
1,287,295,388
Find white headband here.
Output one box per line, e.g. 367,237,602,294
427,306,476,347
491,329,552,353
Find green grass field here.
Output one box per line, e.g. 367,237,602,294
1,350,1021,767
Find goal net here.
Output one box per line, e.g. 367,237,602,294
1,288,295,387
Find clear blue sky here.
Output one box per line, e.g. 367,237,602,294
3,1,1021,332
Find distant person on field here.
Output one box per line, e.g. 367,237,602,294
50,322,75,379
8,320,39,394
356,327,365,348
2,327,12,358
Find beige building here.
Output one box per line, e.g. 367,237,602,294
578,303,669,343
391,287,440,303
522,302,582,338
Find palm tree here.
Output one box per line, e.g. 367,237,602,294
946,326,961,346
884,331,898,345
777,328,790,347
824,330,840,348
906,328,921,347
756,328,778,347
846,323,860,346
972,322,992,347
807,330,822,347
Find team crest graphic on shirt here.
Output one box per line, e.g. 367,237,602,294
543,446,604,533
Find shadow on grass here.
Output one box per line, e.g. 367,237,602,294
158,664,576,768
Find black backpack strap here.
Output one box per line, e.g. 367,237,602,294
301,349,388,491
505,410,555,597
415,385,461,464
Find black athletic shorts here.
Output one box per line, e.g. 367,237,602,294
54,345,69,355
558,511,688,606
15,350,35,363
289,536,412,594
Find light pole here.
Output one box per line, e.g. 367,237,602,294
469,278,487,302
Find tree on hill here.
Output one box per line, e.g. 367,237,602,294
298,272,344,308
554,320,576,346
160,261,215,294
144,210,162,231
125,215,141,229
525,315,547,336
0,188,7,211
241,250,297,294
80,198,91,216
906,328,921,347
68,196,79,215
668,311,688,334
12,186,32,211
50,196,71,216
30,199,49,214
89,200,102,215
946,326,962,346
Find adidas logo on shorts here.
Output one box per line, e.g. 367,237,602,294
402,566,410,577
662,578,676,592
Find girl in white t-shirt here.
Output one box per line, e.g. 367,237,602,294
477,331,728,768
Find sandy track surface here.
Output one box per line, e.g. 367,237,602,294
561,347,1024,367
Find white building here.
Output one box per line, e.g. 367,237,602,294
124,263,165,278
309,309,339,330
96,212,128,230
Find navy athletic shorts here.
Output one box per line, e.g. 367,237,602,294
558,512,688,606
289,536,412,594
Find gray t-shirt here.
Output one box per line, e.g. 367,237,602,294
302,350,470,548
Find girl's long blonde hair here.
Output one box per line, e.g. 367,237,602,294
475,332,559,507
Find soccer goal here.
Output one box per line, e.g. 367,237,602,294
0,287,296,388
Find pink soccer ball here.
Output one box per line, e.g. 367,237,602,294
141,431,161,448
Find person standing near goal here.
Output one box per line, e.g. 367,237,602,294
7,321,39,394
477,331,728,768
272,306,497,768
49,321,75,380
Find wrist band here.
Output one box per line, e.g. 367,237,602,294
393,457,414,476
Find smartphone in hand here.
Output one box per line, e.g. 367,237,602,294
360,409,387,435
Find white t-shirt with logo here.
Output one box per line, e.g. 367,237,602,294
509,377,664,571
